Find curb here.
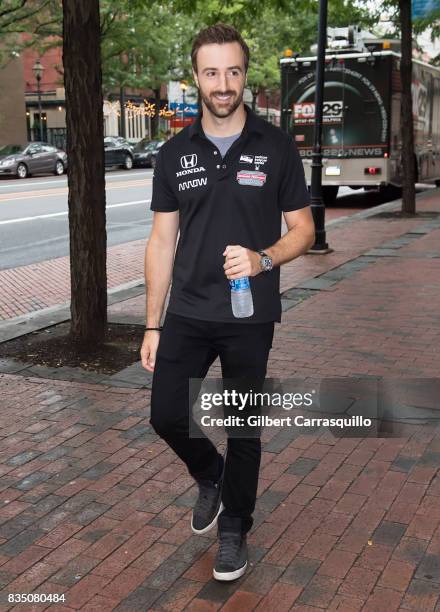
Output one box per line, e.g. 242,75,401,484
0,186,438,344
0,279,145,344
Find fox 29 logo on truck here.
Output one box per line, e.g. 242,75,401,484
294,100,344,124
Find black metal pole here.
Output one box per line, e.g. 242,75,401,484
182,90,186,126
310,0,331,252
37,75,43,141
119,87,126,138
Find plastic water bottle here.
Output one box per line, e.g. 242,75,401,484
230,277,254,318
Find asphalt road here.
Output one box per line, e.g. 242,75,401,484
0,169,154,270
0,168,420,271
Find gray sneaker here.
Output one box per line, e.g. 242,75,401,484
191,477,224,535
213,516,248,581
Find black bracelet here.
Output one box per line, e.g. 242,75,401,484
144,327,163,332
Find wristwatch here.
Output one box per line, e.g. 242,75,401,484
258,250,273,272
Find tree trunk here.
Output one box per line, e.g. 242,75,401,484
251,91,258,112
399,0,416,214
151,87,161,138
63,0,107,343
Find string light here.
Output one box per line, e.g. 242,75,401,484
158,103,175,118
104,99,176,119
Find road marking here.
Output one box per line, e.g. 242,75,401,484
0,199,151,225
0,170,153,190
0,178,152,202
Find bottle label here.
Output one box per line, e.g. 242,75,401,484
229,277,250,291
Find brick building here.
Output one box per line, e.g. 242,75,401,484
1,39,280,151
0,49,27,146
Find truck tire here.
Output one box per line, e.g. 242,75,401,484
322,185,339,206
379,185,402,200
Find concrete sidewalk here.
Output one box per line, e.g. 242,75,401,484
0,189,439,610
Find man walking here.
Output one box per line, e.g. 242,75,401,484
141,23,314,581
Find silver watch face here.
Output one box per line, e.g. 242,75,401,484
261,255,273,271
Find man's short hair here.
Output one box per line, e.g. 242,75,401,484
191,23,250,74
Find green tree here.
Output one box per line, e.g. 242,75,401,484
4,1,195,136
101,2,194,136
0,0,51,36
244,8,281,112
0,0,56,66
173,0,375,111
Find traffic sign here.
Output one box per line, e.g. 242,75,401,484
412,0,440,19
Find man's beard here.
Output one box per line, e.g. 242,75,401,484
199,86,244,118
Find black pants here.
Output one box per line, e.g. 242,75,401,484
150,312,274,533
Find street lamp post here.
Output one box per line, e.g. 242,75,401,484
32,59,45,142
180,80,188,128
309,0,332,253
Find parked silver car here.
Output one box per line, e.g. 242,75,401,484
0,142,68,179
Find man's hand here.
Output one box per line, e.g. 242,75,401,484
140,330,161,372
223,245,261,280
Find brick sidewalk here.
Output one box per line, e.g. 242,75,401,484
0,205,371,321
0,240,147,321
0,190,439,610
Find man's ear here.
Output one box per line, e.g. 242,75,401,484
192,70,199,88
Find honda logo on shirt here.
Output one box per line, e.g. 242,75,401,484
180,154,197,169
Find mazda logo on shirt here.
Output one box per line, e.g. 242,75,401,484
181,154,197,169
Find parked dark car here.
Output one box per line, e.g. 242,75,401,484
133,140,164,168
0,142,67,179
104,136,134,170
134,137,159,151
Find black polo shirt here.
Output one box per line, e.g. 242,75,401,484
150,104,310,323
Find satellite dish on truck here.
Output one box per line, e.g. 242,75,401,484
310,26,379,54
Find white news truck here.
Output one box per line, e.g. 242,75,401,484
280,26,440,205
